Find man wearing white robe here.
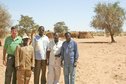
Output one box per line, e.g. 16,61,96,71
47,33,63,84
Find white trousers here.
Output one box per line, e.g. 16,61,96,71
47,63,61,84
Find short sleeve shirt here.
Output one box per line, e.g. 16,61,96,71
4,36,22,55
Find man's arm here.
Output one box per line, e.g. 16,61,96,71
46,51,50,65
31,47,35,71
74,42,79,67
46,41,51,65
60,42,65,67
3,38,8,66
74,42,79,62
3,48,7,66
15,46,20,69
61,42,65,61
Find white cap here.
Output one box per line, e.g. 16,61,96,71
22,33,29,39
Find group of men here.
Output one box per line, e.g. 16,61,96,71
3,26,79,84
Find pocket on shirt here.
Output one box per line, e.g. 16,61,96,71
68,45,74,52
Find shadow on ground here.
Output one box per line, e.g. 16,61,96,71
79,41,111,44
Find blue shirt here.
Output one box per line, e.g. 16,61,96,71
61,39,79,65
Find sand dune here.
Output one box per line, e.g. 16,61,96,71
0,36,126,84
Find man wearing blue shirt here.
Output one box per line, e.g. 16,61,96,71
61,32,79,84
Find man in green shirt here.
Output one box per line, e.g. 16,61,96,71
3,26,22,84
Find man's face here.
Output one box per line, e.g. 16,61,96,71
54,33,59,41
11,29,17,36
23,38,29,45
65,33,71,41
38,27,44,35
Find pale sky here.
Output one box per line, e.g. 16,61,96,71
0,0,126,31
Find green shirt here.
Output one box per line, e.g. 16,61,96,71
4,36,22,55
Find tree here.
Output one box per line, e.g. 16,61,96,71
16,15,39,36
54,21,69,33
0,4,11,46
91,2,125,43
0,4,11,38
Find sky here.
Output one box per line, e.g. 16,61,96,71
0,0,126,31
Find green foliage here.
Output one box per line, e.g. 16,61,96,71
16,15,39,36
91,2,126,42
54,21,69,33
0,4,11,38
19,15,34,29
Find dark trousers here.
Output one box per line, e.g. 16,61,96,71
34,60,47,84
5,55,16,84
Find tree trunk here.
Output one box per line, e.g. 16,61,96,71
110,33,116,43
107,26,116,43
0,40,2,46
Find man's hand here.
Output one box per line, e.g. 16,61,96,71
31,67,34,72
3,48,7,66
55,54,60,57
61,61,64,67
3,60,7,66
74,61,77,67
16,66,19,70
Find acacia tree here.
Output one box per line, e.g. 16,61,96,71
16,15,39,36
0,4,11,46
91,2,125,43
54,21,69,33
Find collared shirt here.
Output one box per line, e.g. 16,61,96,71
32,34,49,60
61,39,79,65
4,36,22,55
47,40,63,66
15,45,35,70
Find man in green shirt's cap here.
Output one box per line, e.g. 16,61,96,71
3,26,22,84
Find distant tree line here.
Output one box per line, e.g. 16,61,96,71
0,1,125,44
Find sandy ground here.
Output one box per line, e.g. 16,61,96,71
0,36,126,84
